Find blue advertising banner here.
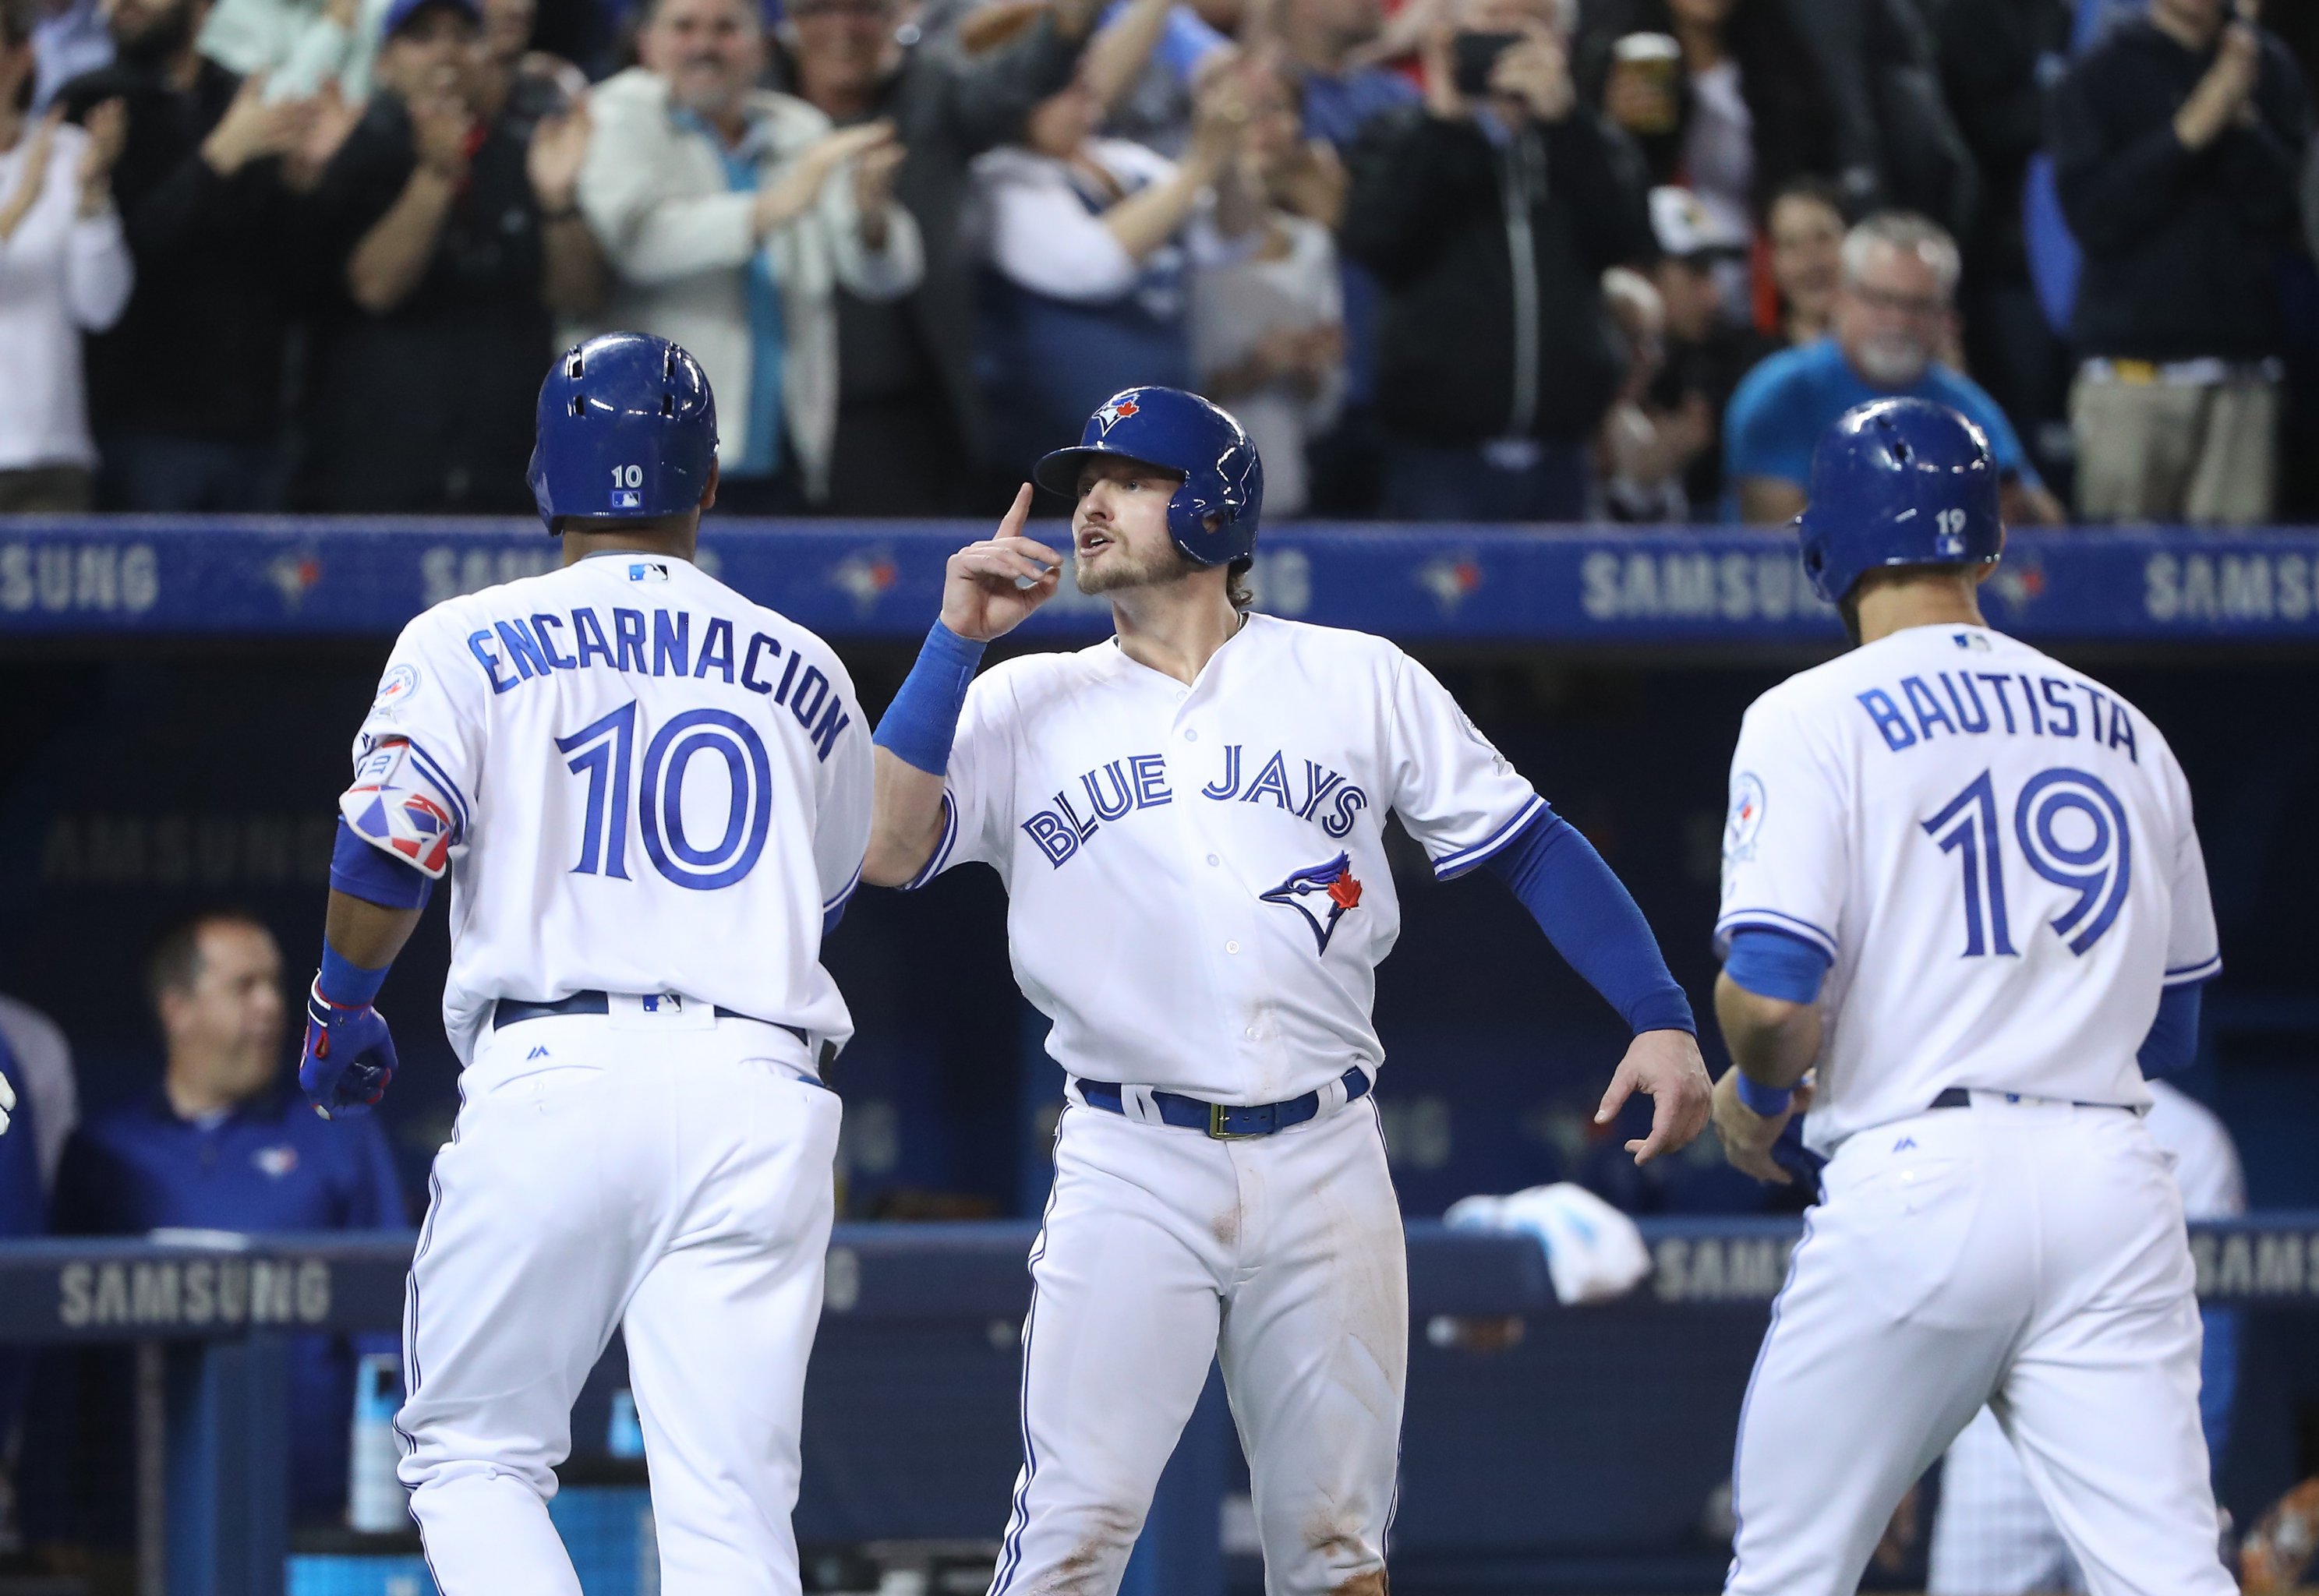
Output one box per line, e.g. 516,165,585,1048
5,519,2319,644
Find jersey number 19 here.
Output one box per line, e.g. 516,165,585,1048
1921,767,2130,960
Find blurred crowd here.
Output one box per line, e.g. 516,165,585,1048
0,0,2312,524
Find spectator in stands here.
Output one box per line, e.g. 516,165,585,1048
779,0,1100,512
53,910,405,1522
300,0,600,513
480,0,587,129
1093,0,1230,159
1582,0,1832,277
2052,0,2313,525
1782,0,1977,238
1614,184,1773,517
1723,210,2065,526
1340,0,1651,521
198,0,366,98
0,0,129,514
1277,0,1413,150
1597,263,1681,519
970,11,1247,487
31,0,108,110
1933,0,2073,489
580,0,922,512
1764,173,1840,347
1274,0,1405,514
1193,59,1344,517
58,0,345,510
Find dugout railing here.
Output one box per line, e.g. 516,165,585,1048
2,1216,2314,1596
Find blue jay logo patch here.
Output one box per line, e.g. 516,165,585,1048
1260,853,1363,954
1094,395,1141,433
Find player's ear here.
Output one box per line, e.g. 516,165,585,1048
699,456,721,513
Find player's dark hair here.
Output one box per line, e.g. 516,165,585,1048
1227,555,1253,612
145,907,270,1009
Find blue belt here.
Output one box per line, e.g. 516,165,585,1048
1073,1067,1373,1140
1929,1087,2129,1112
492,990,809,1050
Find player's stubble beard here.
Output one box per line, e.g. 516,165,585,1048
1073,533,1196,597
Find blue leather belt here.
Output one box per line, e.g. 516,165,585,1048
1073,1066,1373,1140
492,990,808,1050
1929,1087,2128,1112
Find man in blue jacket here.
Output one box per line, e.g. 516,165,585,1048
56,909,407,1522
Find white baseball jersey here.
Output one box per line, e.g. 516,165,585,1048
910,613,1541,1101
343,551,871,1065
1717,622,2218,1154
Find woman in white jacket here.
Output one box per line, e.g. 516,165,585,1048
0,0,130,511
577,0,922,511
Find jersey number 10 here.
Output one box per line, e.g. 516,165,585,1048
1921,767,2130,959
556,701,775,892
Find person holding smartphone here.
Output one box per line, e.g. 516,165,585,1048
1339,0,1652,521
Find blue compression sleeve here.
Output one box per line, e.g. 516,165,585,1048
330,818,434,911
1723,927,1832,1005
873,621,986,775
1482,809,1695,1034
2136,982,2203,1079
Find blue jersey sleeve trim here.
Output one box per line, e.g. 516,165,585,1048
1431,793,1548,880
2162,954,2222,987
900,793,960,892
1713,909,1840,963
1721,927,1832,1005
329,819,436,910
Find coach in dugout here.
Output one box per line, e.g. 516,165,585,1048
1723,210,2067,528
55,909,405,1523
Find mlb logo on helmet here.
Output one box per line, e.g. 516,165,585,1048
612,489,643,510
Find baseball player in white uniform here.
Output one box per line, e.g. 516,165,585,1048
1928,1078,2247,1595
1708,398,2231,1596
858,387,1713,1596
296,334,869,1596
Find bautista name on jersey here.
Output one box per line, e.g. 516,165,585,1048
341,553,872,1066
907,615,1544,1106
1717,623,2219,1154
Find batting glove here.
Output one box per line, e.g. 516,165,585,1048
300,977,398,1120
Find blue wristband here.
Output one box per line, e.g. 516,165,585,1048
1733,1071,1793,1118
317,944,389,1008
872,620,987,776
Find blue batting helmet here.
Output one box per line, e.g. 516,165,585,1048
1032,387,1264,567
528,333,718,533
1798,397,2002,605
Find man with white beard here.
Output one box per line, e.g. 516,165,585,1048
1723,211,2066,528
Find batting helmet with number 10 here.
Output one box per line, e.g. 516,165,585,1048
528,333,719,534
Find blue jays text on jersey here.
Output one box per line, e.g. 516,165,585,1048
461,599,854,762
1020,743,1371,868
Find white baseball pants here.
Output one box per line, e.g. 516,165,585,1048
990,1093,1405,1596
396,1005,841,1596
1726,1095,2232,1596
1928,1406,2087,1594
